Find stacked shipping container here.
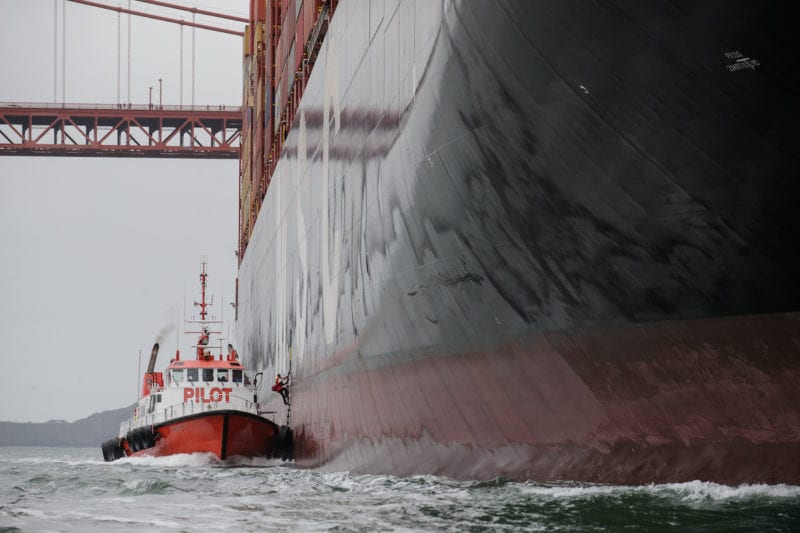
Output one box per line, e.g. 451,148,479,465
238,0,335,260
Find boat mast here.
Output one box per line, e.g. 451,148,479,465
196,257,208,321
189,256,220,360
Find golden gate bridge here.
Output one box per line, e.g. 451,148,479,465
0,0,245,159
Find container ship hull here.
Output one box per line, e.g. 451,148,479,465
236,0,800,484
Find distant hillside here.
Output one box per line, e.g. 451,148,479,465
0,405,133,447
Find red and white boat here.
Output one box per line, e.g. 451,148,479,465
101,262,291,462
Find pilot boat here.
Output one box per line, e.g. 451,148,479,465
100,262,291,462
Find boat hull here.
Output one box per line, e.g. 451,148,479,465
236,0,800,483
126,411,278,460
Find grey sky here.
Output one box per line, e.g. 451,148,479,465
0,0,248,423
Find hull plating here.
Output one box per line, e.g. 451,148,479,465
130,412,277,460
236,0,800,483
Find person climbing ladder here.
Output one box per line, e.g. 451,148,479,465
272,373,290,405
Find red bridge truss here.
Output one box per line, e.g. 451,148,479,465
0,103,242,158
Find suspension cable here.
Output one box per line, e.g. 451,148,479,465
134,0,248,23
65,0,244,36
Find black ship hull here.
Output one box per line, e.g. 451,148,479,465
236,0,800,483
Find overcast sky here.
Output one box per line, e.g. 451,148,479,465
0,0,248,422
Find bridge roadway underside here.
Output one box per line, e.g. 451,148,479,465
0,104,242,158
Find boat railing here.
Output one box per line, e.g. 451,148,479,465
119,396,261,436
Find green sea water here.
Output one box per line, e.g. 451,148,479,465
1,447,798,531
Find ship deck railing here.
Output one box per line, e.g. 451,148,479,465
119,397,261,437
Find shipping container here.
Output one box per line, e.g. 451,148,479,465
239,0,335,258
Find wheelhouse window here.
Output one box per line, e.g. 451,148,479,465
170,369,184,384
187,368,199,383
202,369,214,382
232,370,243,383
217,369,229,382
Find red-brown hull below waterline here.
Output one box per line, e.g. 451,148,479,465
126,411,278,460
289,313,800,484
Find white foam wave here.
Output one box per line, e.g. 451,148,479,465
519,483,620,498
111,452,290,470
654,480,800,501
12,456,105,467
67,511,181,528
518,480,800,502
118,478,168,494
114,452,220,468
225,455,286,468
